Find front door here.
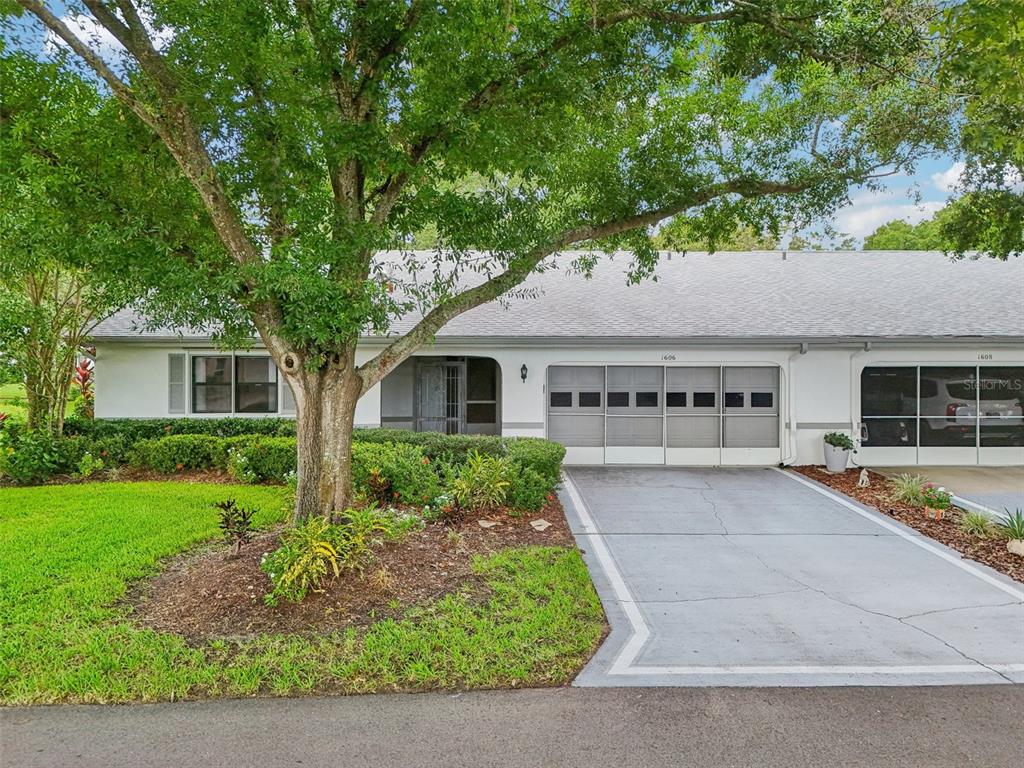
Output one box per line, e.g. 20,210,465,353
416,360,466,434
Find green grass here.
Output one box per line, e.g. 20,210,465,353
0,482,604,704
0,382,27,420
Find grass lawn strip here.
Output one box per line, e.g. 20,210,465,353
0,482,605,704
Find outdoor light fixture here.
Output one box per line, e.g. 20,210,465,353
520,364,528,382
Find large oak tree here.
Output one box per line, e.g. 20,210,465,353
7,1,951,519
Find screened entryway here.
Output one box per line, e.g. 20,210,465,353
860,365,1024,466
546,365,782,465
380,356,501,435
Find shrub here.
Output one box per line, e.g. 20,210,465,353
131,434,224,473
450,450,512,510
920,483,951,510
261,517,340,605
351,442,442,505
89,434,130,465
823,431,855,450
891,473,927,506
996,509,1024,541
0,430,86,484
958,511,993,537
352,427,506,464
505,438,565,488
222,436,297,482
506,465,551,511
64,416,296,442
333,504,421,570
74,451,104,479
215,499,255,558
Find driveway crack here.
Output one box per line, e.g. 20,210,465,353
699,489,729,535
637,587,810,605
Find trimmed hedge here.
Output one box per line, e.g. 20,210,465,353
64,416,296,442
130,434,224,473
223,436,296,482
351,442,443,505
6,420,566,509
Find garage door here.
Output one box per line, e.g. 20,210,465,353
547,365,781,465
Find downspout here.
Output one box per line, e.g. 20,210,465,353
848,341,871,466
781,342,808,465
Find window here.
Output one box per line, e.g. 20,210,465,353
693,392,716,408
724,392,744,408
579,391,601,408
192,356,232,413
861,367,916,416
751,392,774,408
550,391,572,408
236,357,278,413
635,391,659,408
607,391,630,408
666,392,687,408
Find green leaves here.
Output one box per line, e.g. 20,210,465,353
8,1,958,366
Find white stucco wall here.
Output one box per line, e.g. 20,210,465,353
94,339,1024,467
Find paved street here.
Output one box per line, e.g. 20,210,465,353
563,467,1024,687
4,686,1024,768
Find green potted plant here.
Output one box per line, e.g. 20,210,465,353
920,483,951,520
822,431,855,473
997,509,1024,557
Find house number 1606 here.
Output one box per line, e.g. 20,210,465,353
662,354,677,361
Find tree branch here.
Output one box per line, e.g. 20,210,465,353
357,174,822,391
16,1,153,123
366,3,778,226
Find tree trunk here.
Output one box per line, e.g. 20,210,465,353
290,363,364,523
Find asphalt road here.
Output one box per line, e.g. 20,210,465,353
3,686,1023,768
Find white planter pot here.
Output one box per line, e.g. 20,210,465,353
823,442,850,474
1007,539,1024,558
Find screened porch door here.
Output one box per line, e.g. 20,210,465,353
416,360,466,434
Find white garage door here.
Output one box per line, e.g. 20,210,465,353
546,365,781,465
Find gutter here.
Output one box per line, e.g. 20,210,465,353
88,334,1024,347
781,342,808,465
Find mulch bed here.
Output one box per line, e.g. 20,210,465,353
128,497,574,642
794,466,1024,584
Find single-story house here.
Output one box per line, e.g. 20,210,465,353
91,250,1024,468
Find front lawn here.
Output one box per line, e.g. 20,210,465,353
0,382,27,420
0,482,604,704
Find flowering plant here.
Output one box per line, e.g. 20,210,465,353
920,483,951,510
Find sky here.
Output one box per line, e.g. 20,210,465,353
829,155,964,245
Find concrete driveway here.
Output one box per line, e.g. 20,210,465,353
561,466,1024,687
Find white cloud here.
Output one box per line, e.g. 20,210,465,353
44,13,123,58
835,190,944,239
931,162,966,193
44,11,173,59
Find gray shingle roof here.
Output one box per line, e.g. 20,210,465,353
91,251,1024,343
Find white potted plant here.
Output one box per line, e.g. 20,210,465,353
822,431,855,474
997,509,1024,557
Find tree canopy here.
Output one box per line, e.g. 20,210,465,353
4,1,954,516
935,0,1023,258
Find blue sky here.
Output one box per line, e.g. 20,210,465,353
827,155,963,245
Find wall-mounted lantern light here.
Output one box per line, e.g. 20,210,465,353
520,364,528,383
